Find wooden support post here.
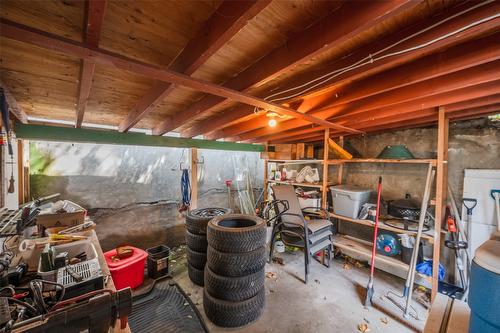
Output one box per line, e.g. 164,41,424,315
17,140,24,205
190,148,198,210
432,106,448,301
263,159,268,202
337,136,344,185
321,129,330,209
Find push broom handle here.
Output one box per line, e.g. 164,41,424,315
404,164,435,316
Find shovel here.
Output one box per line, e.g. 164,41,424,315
365,177,382,307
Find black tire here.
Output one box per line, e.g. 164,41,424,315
207,246,266,277
185,230,208,253
207,214,266,253
186,207,232,235
187,263,204,286
187,247,207,270
203,288,265,328
205,266,264,302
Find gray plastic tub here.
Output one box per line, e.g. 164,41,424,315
330,185,372,219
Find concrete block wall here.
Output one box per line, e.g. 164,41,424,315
29,142,263,251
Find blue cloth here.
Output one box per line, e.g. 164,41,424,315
416,260,445,281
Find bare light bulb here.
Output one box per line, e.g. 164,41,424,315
268,118,277,127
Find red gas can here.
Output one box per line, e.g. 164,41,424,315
104,246,147,290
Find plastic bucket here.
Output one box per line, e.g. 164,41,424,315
146,245,170,279
104,246,147,290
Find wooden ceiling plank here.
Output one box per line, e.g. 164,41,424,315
206,33,500,140
76,0,107,128
273,104,500,143
154,0,417,135
0,80,28,124
184,1,500,138
118,0,271,132
234,60,500,141
0,19,361,134
249,80,500,142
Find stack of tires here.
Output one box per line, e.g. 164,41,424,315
204,214,267,327
185,208,231,286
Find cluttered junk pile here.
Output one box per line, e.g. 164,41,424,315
0,194,137,332
0,194,182,333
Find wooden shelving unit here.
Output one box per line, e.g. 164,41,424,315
332,234,431,288
268,180,332,189
263,114,448,301
330,212,435,243
327,158,437,165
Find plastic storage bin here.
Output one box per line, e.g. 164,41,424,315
330,185,372,219
468,239,500,333
38,240,98,282
146,245,170,279
104,246,147,290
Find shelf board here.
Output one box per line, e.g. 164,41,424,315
330,213,435,243
267,159,324,164
332,234,431,288
327,158,437,165
267,180,331,188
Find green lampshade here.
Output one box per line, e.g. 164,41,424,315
377,145,415,159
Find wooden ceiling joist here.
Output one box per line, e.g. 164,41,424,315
273,104,500,144
254,80,500,143
206,33,500,140
0,18,361,134
76,0,107,128
0,79,28,124
118,0,271,132
152,0,417,136
187,0,500,139
231,60,500,142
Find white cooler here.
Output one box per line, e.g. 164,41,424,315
330,185,372,219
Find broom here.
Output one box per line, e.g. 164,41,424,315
365,176,382,307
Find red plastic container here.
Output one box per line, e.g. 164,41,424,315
104,247,147,290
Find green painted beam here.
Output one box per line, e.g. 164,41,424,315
15,123,265,152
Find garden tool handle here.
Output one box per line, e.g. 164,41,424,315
462,198,477,215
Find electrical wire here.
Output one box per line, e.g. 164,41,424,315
252,0,497,115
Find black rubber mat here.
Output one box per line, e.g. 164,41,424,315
129,278,207,333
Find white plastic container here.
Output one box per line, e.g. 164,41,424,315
298,197,321,209
330,185,372,219
38,240,98,283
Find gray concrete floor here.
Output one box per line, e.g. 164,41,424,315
170,246,429,333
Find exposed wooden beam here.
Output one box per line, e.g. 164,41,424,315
118,0,271,132
183,1,500,138
0,80,28,124
207,32,500,140
252,83,500,142
14,123,264,152
76,0,107,128
0,19,361,134
232,61,500,141
272,106,500,143
154,0,417,135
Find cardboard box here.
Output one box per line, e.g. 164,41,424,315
36,200,86,228
297,143,315,159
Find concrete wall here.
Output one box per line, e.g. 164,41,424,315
336,118,500,203
331,118,499,281
30,142,263,251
